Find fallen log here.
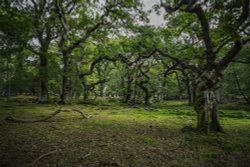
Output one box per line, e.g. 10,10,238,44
5,108,90,123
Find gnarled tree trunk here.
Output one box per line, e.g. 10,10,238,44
195,84,223,133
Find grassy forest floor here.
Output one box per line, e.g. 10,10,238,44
0,97,250,167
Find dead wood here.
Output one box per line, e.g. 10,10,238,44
30,149,57,166
5,108,90,123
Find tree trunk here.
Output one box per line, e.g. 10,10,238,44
186,80,192,105
6,58,11,100
145,91,150,106
83,85,90,101
82,79,90,101
190,73,196,105
183,73,193,105
99,82,105,97
60,53,71,104
121,76,126,101
16,52,24,94
38,53,49,103
216,89,222,104
175,72,182,100
124,74,133,103
195,88,223,133
132,79,138,102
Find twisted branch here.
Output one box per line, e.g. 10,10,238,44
5,108,90,123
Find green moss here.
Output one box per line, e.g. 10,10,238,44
141,136,157,145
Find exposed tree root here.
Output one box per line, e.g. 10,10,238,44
30,149,57,166
5,108,90,123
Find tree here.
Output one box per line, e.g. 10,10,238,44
0,1,33,98
24,0,58,103
28,0,57,103
159,0,250,132
54,0,144,104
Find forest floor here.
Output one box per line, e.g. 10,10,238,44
0,97,250,167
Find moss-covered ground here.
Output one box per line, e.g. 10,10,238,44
0,97,250,167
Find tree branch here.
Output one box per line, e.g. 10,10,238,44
5,108,90,123
232,59,250,64
78,56,116,78
67,2,118,54
156,49,200,72
237,0,250,27
232,67,250,104
216,41,243,72
160,0,184,12
30,149,57,166
186,5,214,62
88,79,108,91
163,62,179,77
26,44,41,55
214,37,232,54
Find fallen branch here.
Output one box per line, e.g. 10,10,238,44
30,149,57,166
81,150,92,160
5,108,90,123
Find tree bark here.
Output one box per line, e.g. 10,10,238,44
144,90,150,106
121,75,126,101
99,82,105,97
60,53,71,104
33,1,53,103
185,77,192,105
175,72,183,100
83,84,90,101
195,87,223,133
181,69,193,105
124,73,133,103
16,52,24,94
136,81,151,106
38,52,49,103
